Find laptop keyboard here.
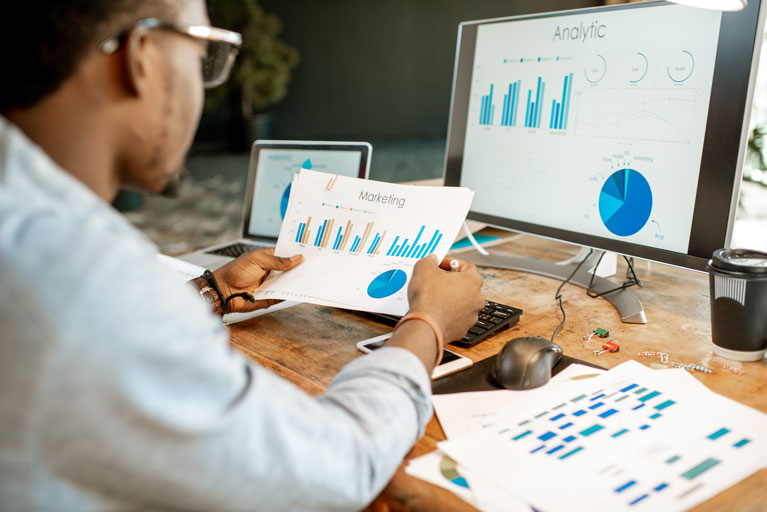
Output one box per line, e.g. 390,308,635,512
365,300,523,348
206,242,269,258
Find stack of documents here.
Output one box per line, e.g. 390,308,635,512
254,169,473,315
407,361,767,511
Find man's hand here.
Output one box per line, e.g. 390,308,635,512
386,255,484,373
212,249,303,313
407,255,485,342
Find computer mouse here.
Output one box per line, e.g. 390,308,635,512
490,336,563,390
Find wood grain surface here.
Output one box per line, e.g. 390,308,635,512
228,235,767,511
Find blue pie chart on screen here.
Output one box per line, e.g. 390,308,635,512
599,168,653,237
367,269,408,299
279,183,291,220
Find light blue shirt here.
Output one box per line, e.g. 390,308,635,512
0,117,432,511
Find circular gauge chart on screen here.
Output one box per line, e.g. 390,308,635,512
367,269,408,299
599,168,653,237
279,183,292,220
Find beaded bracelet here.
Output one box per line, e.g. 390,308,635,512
202,271,226,310
394,312,445,366
194,270,257,316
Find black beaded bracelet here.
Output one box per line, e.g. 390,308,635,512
224,292,257,311
202,270,258,315
202,270,227,314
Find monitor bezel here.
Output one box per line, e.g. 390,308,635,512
443,0,765,271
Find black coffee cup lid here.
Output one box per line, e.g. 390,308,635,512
710,248,767,274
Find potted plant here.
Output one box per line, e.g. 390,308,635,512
206,0,299,151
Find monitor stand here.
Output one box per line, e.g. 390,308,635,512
461,248,647,324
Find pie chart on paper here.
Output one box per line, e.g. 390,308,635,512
599,168,653,237
367,269,408,299
439,454,470,489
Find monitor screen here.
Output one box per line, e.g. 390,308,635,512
243,142,370,239
444,1,764,271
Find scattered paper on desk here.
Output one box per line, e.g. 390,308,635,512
432,364,606,440
405,450,535,512
405,451,476,504
406,365,603,511
253,169,474,315
438,360,767,512
157,253,204,281
222,301,299,325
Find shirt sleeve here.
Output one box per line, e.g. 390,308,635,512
32,229,433,511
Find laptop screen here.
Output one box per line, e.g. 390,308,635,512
244,142,370,240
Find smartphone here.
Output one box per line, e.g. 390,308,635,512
356,333,473,380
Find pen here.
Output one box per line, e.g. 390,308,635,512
450,259,460,271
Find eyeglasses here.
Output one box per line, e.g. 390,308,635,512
98,18,242,88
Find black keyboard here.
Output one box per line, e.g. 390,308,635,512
206,242,268,258
364,300,523,348
455,300,523,347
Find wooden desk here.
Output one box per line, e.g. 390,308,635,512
228,236,767,511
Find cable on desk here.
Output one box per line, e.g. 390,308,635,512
585,252,643,298
551,249,593,343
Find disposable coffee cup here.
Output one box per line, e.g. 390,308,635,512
706,248,767,362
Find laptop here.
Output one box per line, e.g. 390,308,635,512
180,140,372,269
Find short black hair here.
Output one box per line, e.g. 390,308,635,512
0,1,177,113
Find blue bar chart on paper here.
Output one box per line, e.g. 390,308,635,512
507,381,681,472
295,216,444,259
479,84,495,126
296,218,445,259
385,225,445,259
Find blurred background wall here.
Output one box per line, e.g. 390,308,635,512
197,0,602,143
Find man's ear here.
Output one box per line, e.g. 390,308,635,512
122,28,153,97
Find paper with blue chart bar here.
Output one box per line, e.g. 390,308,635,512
405,364,606,512
253,169,474,315
438,361,767,512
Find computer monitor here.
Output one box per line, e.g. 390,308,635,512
444,0,765,322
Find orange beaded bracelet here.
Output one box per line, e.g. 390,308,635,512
394,312,445,366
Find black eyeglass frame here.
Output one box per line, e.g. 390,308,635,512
98,18,243,88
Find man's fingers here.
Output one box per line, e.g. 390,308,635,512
252,252,303,271
438,258,452,271
234,298,282,312
414,254,439,271
251,298,281,310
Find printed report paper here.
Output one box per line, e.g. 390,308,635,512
438,361,767,512
253,169,474,315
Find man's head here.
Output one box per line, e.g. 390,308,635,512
1,1,237,199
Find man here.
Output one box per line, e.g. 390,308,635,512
0,1,485,510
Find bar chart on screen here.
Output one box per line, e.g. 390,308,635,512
253,169,473,314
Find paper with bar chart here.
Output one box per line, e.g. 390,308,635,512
439,361,767,512
252,169,474,314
